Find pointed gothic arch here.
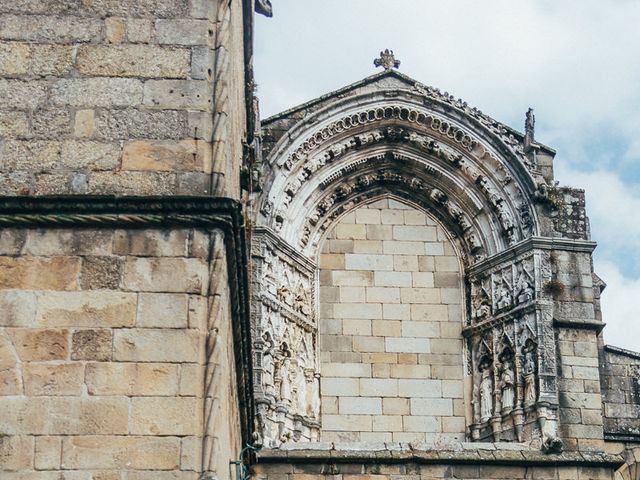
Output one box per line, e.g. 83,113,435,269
250,70,566,450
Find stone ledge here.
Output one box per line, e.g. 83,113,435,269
256,443,624,469
604,431,640,443
554,318,606,333
467,236,597,275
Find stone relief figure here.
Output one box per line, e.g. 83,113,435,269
262,249,278,296
479,364,493,422
466,233,482,253
262,335,275,396
500,361,515,414
278,355,292,405
430,188,448,205
273,343,293,406
515,271,534,304
496,284,512,311
276,284,293,307
472,285,491,321
523,348,537,407
472,384,481,424
294,363,307,416
306,372,321,419
293,284,311,316
261,198,273,217
474,300,491,321
308,209,321,226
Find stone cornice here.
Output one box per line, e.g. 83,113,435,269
0,195,255,447
255,446,624,469
468,236,597,275
554,319,606,333
604,344,640,360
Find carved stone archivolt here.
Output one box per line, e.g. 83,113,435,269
258,96,540,261
250,74,575,450
300,165,486,266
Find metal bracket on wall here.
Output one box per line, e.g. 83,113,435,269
230,444,259,480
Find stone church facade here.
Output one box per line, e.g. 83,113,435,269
0,2,639,480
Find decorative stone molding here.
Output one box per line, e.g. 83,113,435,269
254,444,624,469
410,81,539,175
374,49,401,70
258,94,541,262
301,166,485,265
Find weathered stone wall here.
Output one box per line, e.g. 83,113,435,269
550,250,596,324
0,227,241,479
0,1,253,477
557,327,605,452
318,199,466,443
600,346,640,442
0,0,247,197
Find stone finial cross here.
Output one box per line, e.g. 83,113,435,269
374,49,400,70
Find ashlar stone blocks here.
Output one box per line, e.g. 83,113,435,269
0,226,241,479
319,199,466,443
0,0,248,197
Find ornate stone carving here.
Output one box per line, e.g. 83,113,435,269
495,280,513,312
522,339,538,407
251,230,320,447
251,73,585,453
466,251,561,447
501,363,515,414
298,167,487,265
412,81,540,174
374,49,401,70
479,362,494,422
524,107,535,150
278,106,477,173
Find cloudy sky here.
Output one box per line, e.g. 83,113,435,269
254,0,640,351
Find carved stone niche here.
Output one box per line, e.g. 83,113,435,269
251,227,320,448
465,251,562,452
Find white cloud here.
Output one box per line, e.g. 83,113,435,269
598,260,640,352
255,0,640,141
254,0,640,352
